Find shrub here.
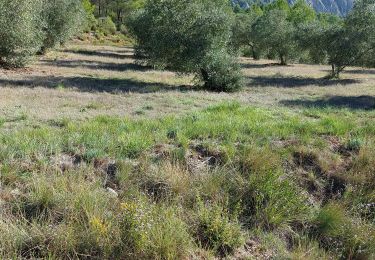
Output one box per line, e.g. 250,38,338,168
244,170,313,229
199,50,243,92
127,0,243,92
147,206,192,259
41,0,85,53
195,199,244,256
0,0,44,68
316,203,375,259
98,17,117,36
117,199,192,259
82,0,97,32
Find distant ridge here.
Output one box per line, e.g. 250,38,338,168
232,0,354,16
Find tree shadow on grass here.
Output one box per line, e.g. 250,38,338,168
40,59,149,72
0,76,192,94
280,95,375,110
241,62,290,69
62,49,135,60
321,69,375,75
248,75,359,88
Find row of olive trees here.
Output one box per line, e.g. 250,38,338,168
0,0,85,68
232,0,375,78
127,0,374,92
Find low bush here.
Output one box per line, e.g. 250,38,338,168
98,17,117,36
245,170,314,229
195,199,244,256
127,0,243,92
315,203,375,259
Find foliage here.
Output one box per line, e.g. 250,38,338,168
82,0,97,32
344,0,375,68
41,0,85,52
1,102,375,257
91,0,145,26
297,0,374,77
232,0,317,65
265,0,291,13
98,16,117,36
127,0,243,92
231,7,263,59
252,9,296,65
0,0,44,68
289,0,316,25
195,199,244,256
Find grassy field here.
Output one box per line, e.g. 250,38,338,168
0,42,375,259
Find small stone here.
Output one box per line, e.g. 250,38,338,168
10,188,21,197
106,187,118,198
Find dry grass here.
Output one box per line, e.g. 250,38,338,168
0,42,374,128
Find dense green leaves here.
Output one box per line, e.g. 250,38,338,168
128,0,243,92
0,0,85,67
0,0,44,67
297,0,374,77
41,0,85,53
233,0,374,73
252,9,295,65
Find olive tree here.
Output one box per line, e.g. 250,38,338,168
298,0,374,78
345,0,375,68
252,9,296,65
231,6,263,59
41,0,85,53
289,0,316,25
325,0,374,77
0,0,44,68
296,15,343,64
127,0,243,92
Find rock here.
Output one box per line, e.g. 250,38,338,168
52,154,82,172
10,188,21,197
106,187,118,198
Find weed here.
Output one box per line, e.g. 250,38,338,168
195,198,244,256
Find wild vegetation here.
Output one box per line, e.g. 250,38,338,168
0,0,375,259
1,96,375,258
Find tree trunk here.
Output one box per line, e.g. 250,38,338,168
200,68,210,89
330,64,344,78
331,64,336,78
279,54,287,66
251,45,260,60
98,0,101,16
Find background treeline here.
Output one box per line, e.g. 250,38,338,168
127,0,374,92
231,0,375,78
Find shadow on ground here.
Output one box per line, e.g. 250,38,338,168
0,76,192,93
40,59,149,72
280,95,375,110
321,69,375,75
248,75,359,88
63,49,135,60
241,62,290,69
